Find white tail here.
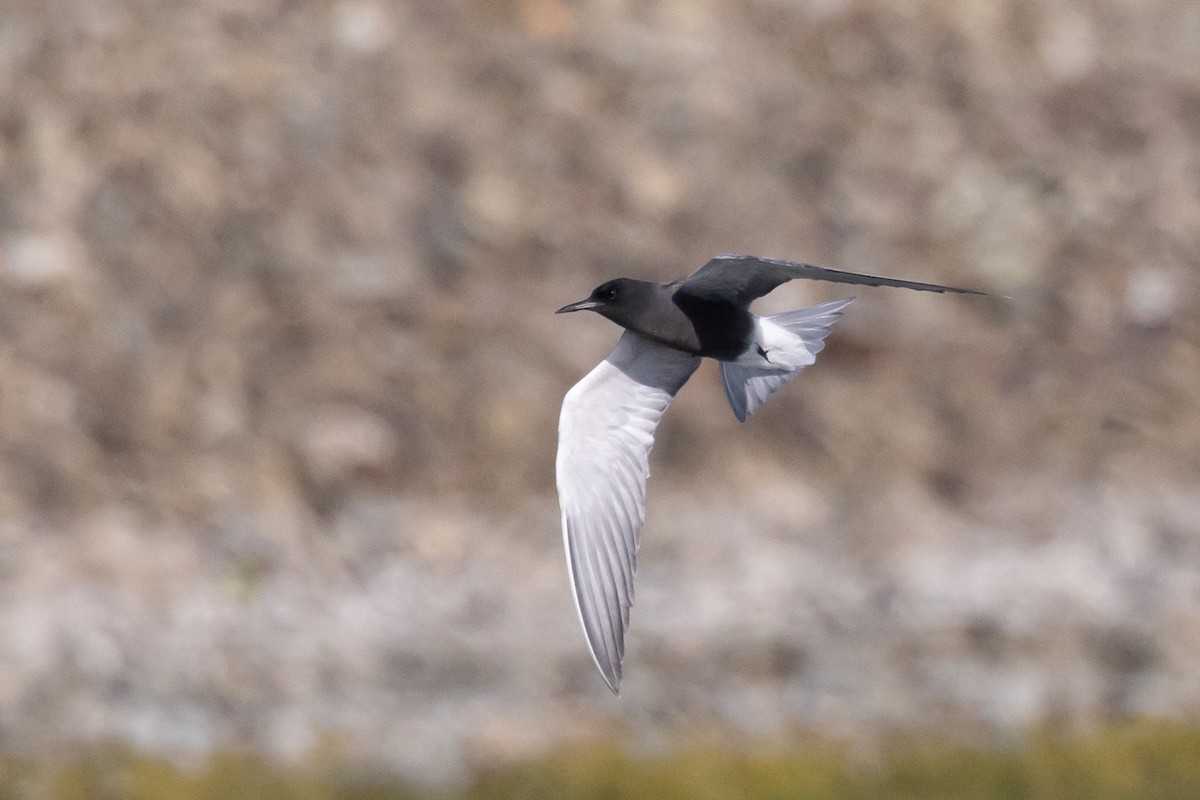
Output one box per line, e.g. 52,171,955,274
719,298,852,422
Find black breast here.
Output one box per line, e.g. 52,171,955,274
671,289,754,360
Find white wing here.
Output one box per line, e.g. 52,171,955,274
556,331,700,693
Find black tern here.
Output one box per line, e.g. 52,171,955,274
555,254,987,693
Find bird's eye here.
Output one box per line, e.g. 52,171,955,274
601,287,618,301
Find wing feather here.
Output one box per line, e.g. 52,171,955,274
556,331,700,693
680,254,988,305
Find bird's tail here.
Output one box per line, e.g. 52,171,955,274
719,298,852,422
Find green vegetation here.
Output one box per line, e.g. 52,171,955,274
3,721,1199,800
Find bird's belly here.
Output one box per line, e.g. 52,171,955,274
671,293,753,360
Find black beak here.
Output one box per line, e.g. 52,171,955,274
555,298,600,314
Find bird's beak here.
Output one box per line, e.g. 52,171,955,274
555,298,600,314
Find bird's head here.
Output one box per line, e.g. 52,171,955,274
556,278,657,329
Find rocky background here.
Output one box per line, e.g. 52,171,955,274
0,0,1197,787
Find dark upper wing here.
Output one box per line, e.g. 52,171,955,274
678,254,990,306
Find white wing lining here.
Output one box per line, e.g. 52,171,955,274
556,331,700,693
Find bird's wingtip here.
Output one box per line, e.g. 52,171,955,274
600,665,622,695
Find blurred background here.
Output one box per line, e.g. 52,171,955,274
1,0,1198,795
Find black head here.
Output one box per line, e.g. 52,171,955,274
555,278,658,330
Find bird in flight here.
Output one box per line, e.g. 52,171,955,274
555,254,988,693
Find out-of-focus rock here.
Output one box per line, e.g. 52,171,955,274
294,405,398,485
334,0,396,55
3,230,83,287
1124,267,1178,328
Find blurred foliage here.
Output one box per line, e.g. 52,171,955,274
3,720,1200,800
